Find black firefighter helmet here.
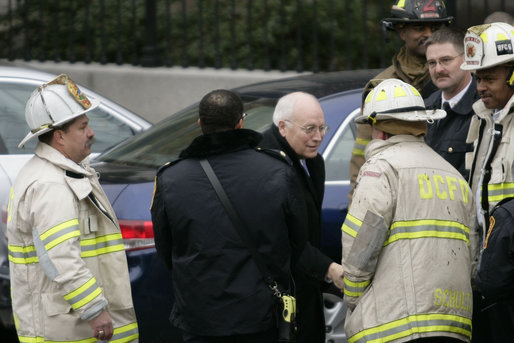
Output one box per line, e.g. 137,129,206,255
382,0,453,30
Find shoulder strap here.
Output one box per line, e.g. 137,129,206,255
199,159,281,295
481,123,503,225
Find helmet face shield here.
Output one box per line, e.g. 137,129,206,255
461,23,514,71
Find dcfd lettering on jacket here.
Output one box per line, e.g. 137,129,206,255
418,173,469,203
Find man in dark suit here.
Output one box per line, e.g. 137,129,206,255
260,91,344,343
424,27,479,180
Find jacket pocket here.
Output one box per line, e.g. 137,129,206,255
42,292,72,316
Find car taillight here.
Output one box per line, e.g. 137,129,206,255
119,220,155,251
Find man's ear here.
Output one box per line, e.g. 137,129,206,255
197,118,202,127
398,27,407,42
235,119,244,130
53,130,65,146
277,120,287,137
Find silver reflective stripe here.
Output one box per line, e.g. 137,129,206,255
111,326,139,342
41,224,80,249
80,236,124,254
65,279,101,309
342,214,362,237
390,223,469,240
32,228,58,280
8,248,37,261
350,315,471,343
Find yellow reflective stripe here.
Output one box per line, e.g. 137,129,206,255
41,219,80,251
7,187,14,223
344,278,370,288
64,277,102,310
72,287,102,310
40,219,79,240
355,138,371,146
352,148,365,156
343,276,370,297
487,182,514,203
111,322,139,343
8,244,39,264
348,313,471,343
45,230,81,251
352,138,371,156
385,219,469,246
18,336,45,343
342,213,362,237
80,233,125,258
45,337,96,343
18,323,138,343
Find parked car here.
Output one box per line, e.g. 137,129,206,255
90,69,381,343
0,66,152,331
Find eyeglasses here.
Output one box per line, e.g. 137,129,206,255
241,113,247,120
427,53,463,69
285,120,329,135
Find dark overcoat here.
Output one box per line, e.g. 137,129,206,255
260,124,333,343
424,76,479,180
151,129,307,337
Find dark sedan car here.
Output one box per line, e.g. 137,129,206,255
92,69,381,343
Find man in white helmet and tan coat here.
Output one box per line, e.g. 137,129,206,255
7,74,138,342
341,78,478,343
463,22,514,244
461,22,514,343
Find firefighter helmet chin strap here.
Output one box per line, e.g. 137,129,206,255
507,68,514,89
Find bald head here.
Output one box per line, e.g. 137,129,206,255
273,92,320,125
274,92,326,159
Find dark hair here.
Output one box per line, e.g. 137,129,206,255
424,27,465,55
38,117,77,144
199,89,244,134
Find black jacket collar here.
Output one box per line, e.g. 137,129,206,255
180,129,262,159
424,76,479,116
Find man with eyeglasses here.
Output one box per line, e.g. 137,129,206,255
349,0,453,202
151,89,310,343
424,27,479,180
260,91,344,343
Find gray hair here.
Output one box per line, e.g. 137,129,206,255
272,91,318,125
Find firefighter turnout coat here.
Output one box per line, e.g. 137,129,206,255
466,94,514,237
342,135,478,343
7,142,138,342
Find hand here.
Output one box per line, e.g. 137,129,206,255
88,310,113,341
327,262,345,291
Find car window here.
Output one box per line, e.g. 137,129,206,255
324,108,360,182
97,97,277,168
0,81,138,154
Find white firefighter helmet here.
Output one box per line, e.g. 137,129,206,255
355,78,446,124
461,22,514,71
19,74,99,148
